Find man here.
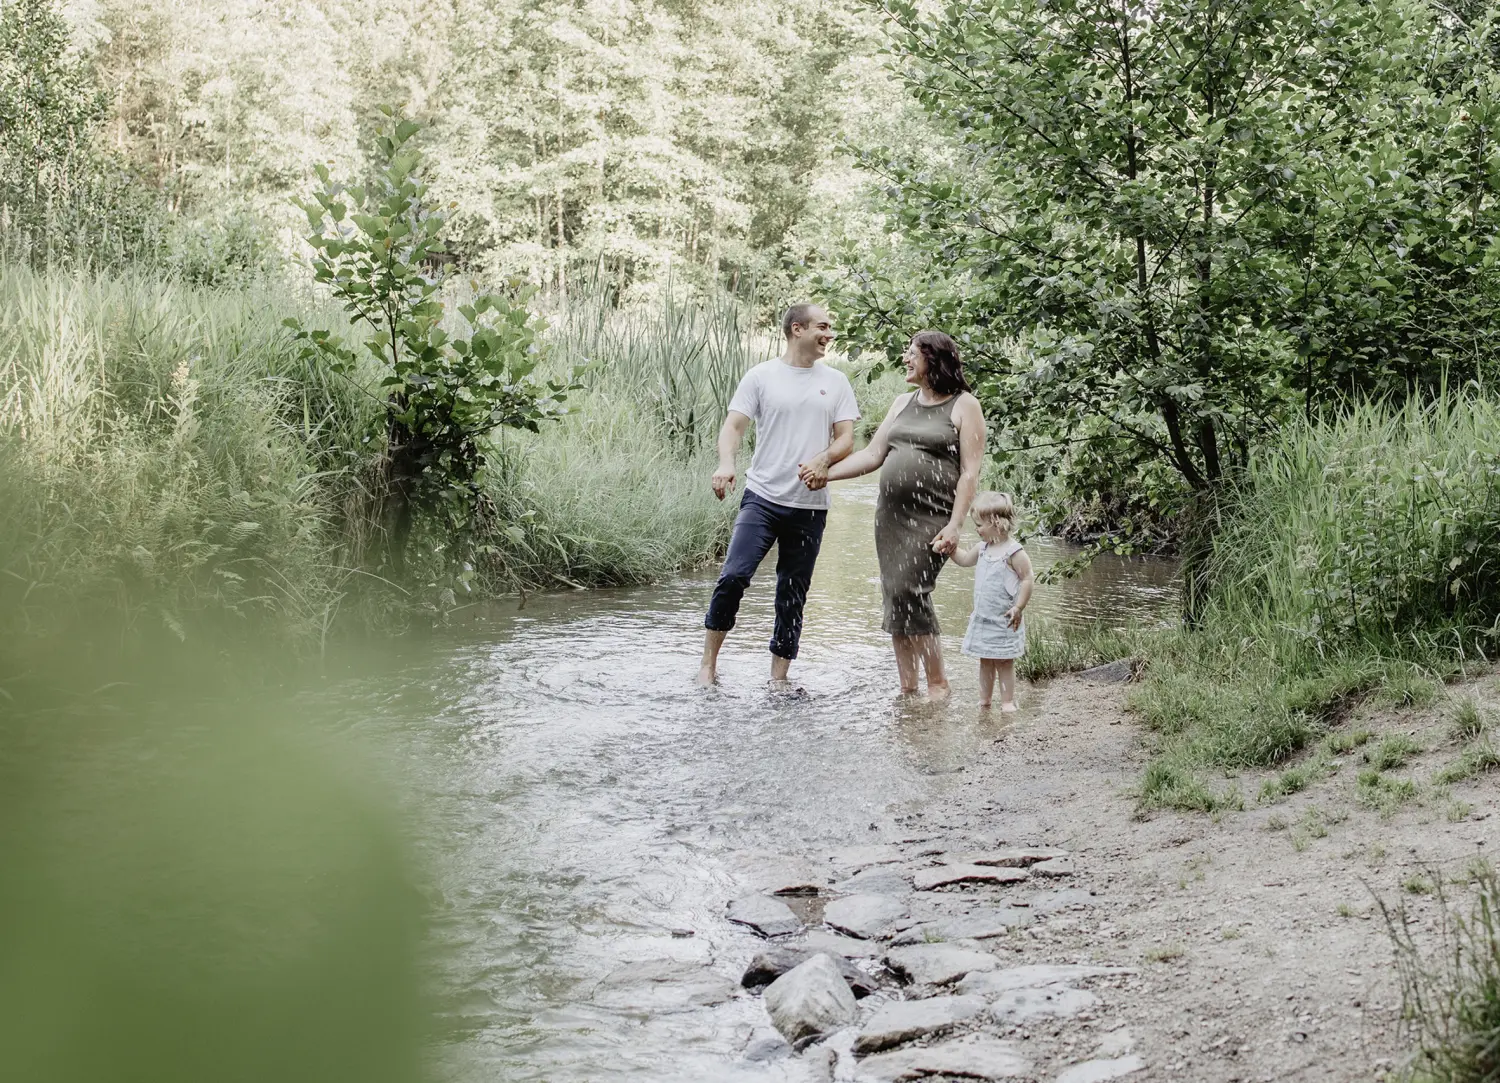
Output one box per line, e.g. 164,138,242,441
697,303,859,688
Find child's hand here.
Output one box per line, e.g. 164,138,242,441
1003,606,1022,630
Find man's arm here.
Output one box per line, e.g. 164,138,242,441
797,419,855,491
712,411,751,500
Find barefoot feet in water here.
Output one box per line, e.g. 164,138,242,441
696,664,717,686
1000,701,1019,713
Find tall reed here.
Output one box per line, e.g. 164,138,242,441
546,273,773,455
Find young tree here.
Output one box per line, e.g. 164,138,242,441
286,108,577,577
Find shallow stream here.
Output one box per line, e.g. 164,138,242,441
333,480,1177,1082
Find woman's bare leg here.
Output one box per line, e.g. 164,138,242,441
998,659,1018,711
891,635,921,694
978,659,997,708
917,634,949,700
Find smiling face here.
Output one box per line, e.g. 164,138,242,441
902,340,929,388
790,306,835,361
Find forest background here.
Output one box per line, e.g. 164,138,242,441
13,0,1500,756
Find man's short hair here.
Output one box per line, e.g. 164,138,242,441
782,303,820,339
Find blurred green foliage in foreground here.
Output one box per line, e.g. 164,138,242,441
0,643,431,1083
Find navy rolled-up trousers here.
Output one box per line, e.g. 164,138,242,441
704,489,828,660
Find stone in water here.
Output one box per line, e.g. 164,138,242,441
763,953,858,1045
726,894,802,938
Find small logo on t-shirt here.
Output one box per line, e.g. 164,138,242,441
819,389,827,395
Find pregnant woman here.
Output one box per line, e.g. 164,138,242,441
820,331,986,698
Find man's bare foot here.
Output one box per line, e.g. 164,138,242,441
1000,701,1019,713
696,665,717,686
927,681,951,702
768,679,808,697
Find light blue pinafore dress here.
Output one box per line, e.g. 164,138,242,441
961,539,1027,660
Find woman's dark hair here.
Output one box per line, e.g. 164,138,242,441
911,330,970,396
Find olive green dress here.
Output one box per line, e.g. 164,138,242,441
875,392,961,637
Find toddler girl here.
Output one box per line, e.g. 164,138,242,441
953,492,1034,710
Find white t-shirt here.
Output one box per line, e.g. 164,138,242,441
728,358,860,510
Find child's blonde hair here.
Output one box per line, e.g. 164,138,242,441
971,491,1017,535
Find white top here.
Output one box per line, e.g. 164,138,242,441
727,358,860,509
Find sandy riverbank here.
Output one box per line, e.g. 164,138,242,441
715,670,1500,1082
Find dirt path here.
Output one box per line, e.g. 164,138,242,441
734,670,1500,1082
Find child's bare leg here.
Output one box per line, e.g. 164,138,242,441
917,634,950,700
978,659,997,707
891,635,921,694
998,659,1018,711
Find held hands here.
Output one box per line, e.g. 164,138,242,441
930,523,960,556
711,464,736,500
798,454,830,491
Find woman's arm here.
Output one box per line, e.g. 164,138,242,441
825,393,912,482
1004,548,1035,629
950,543,982,569
931,393,988,555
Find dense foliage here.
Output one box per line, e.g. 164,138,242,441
829,0,1500,539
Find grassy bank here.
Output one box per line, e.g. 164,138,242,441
1106,397,1500,812
0,264,739,644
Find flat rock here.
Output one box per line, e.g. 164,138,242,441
837,866,914,896
966,848,1071,868
886,944,999,986
988,985,1099,1023
763,954,858,1045
890,907,1034,946
825,894,908,940
1030,856,1075,878
591,972,736,1013
957,964,1134,998
741,947,879,998
913,864,1029,891
1025,889,1096,914
800,929,884,959
1055,1055,1146,1083
1079,659,1134,683
830,844,905,872
727,894,802,938
855,1036,1030,1081
852,994,987,1055
1093,1029,1135,1058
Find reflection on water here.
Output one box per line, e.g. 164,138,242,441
341,481,1177,1083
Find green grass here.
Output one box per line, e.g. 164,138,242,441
1435,744,1500,785
1386,866,1500,1081
1450,698,1491,744
0,263,739,643
1366,734,1423,771
1017,620,1142,682
1131,396,1500,812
